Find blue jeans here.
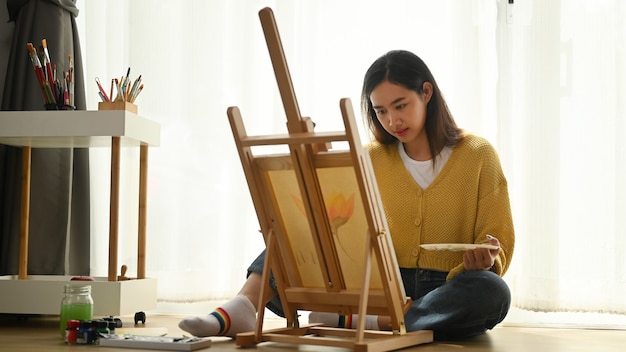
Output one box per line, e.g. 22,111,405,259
247,249,511,340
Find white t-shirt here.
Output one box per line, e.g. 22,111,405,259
398,142,453,189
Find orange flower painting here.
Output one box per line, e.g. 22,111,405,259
325,192,355,229
291,191,356,257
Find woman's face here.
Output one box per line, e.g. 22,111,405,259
370,80,432,145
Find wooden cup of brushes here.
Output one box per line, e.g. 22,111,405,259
98,101,138,114
96,69,143,113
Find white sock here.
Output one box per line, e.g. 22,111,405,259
178,295,256,338
308,311,379,330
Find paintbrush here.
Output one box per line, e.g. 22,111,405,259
26,42,50,103
41,39,57,98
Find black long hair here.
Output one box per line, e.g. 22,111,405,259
361,50,464,161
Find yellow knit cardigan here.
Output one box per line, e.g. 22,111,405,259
367,134,515,280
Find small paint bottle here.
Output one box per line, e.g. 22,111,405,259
64,319,80,344
102,316,122,335
95,319,111,338
107,320,117,334
76,320,94,344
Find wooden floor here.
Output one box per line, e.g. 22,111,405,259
2,312,626,351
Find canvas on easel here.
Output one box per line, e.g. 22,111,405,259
226,7,433,352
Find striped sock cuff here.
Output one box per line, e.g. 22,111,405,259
210,307,231,335
337,314,352,328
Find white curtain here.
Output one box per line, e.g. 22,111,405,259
74,0,626,319
499,0,626,315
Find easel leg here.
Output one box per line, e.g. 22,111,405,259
356,235,373,343
255,229,276,342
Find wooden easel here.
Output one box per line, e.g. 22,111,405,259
226,7,433,352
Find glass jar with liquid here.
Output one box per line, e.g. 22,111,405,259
59,284,93,338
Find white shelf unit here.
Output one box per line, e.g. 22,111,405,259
0,109,160,316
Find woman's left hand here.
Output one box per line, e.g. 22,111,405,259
463,235,500,271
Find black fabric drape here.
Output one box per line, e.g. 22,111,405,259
0,0,89,275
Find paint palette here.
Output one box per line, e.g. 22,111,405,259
98,334,212,351
420,243,500,252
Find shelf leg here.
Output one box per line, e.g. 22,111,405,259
137,144,148,279
108,137,121,281
18,146,32,280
